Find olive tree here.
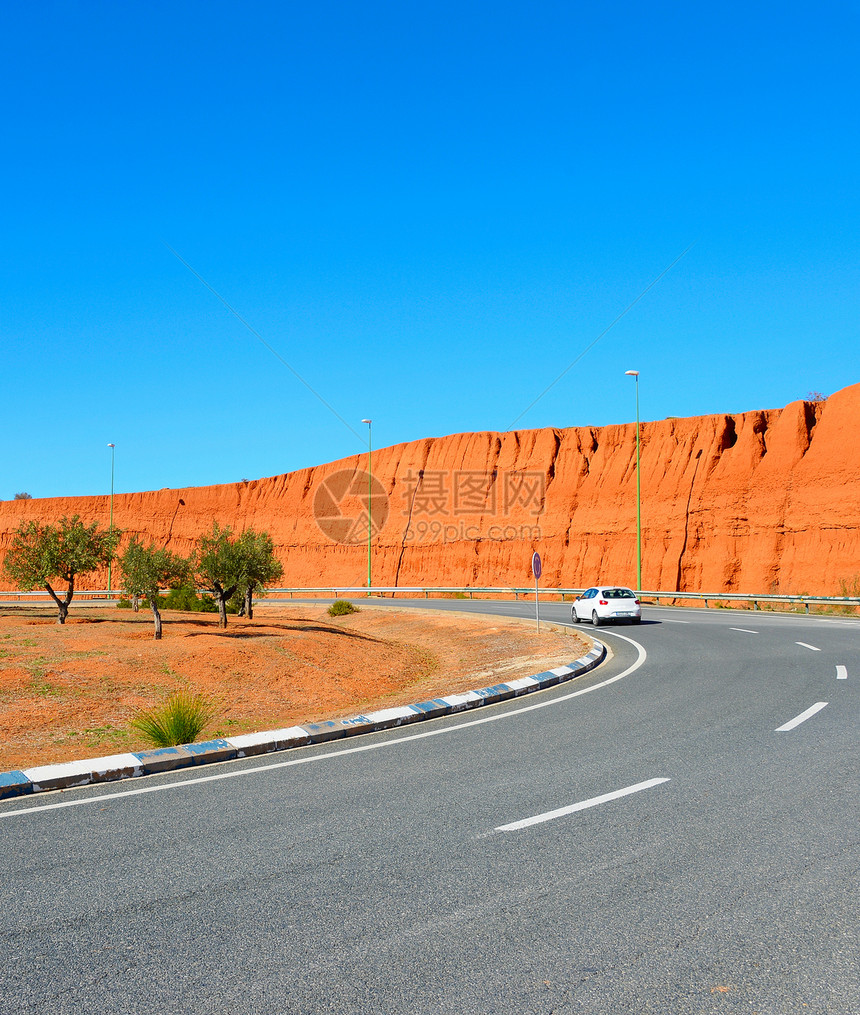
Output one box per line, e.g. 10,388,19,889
195,522,246,628
3,515,120,624
234,529,283,619
195,523,283,627
119,537,191,639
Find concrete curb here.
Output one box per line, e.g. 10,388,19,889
0,640,606,801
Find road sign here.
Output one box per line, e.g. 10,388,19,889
532,552,542,631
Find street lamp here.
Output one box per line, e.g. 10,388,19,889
624,371,641,591
361,419,372,591
107,443,116,597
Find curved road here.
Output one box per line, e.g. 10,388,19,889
1,601,857,1014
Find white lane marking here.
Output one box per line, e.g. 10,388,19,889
662,619,690,624
836,665,848,680
495,778,671,832
776,702,828,732
0,632,647,820
796,642,821,651
730,627,759,634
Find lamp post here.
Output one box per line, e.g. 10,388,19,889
624,371,641,591
361,419,372,591
107,443,116,597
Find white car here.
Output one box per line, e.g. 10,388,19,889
571,586,641,626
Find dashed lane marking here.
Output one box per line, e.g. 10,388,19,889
495,778,671,832
776,702,828,732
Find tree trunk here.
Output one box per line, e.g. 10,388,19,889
151,601,163,640
245,585,254,620
214,582,228,628
62,575,75,625
133,594,140,613
212,582,238,628
45,582,69,625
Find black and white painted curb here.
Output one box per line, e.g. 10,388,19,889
0,640,606,801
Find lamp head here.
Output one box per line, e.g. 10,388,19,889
361,419,372,425
624,370,639,377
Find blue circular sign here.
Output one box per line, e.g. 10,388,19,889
532,552,542,580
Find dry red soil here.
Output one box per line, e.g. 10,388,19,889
0,604,589,772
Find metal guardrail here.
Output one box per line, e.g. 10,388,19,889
263,587,860,614
3,586,860,615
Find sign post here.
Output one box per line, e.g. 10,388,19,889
531,551,542,632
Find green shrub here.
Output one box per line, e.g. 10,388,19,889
115,598,133,610
155,584,220,613
201,593,222,613
161,585,198,611
130,690,218,748
328,599,358,617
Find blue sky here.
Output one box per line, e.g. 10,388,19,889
3,0,857,500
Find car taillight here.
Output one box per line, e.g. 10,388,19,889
599,599,608,605
634,599,640,605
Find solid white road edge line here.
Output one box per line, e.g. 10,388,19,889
796,642,821,651
0,631,647,820
495,778,671,832
775,702,829,732
836,665,847,680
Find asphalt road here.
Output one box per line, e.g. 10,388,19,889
1,600,857,1014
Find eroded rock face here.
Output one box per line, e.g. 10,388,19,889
2,385,857,595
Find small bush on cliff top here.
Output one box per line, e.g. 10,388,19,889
328,599,358,617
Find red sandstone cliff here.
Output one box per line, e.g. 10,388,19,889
2,384,858,595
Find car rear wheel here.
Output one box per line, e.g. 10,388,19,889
631,617,641,624
571,606,578,622
592,611,601,627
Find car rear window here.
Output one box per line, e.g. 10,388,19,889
603,588,636,598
